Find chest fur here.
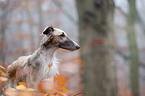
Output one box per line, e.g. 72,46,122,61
32,53,59,80
39,61,59,79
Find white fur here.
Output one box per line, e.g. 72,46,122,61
53,28,67,36
40,48,59,79
27,48,59,88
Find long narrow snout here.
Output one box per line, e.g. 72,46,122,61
58,37,80,51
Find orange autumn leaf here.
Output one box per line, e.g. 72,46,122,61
54,75,68,85
57,90,64,95
19,82,26,86
60,86,67,93
50,94,56,96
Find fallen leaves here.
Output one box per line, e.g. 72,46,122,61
3,75,69,96
19,82,26,86
0,70,7,77
4,88,18,96
16,85,26,90
54,75,68,85
37,75,68,96
0,62,8,77
0,62,8,94
5,88,35,96
4,83,36,96
0,61,82,96
38,78,54,93
60,86,67,93
18,90,34,96
0,77,8,82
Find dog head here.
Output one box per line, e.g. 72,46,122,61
41,26,80,51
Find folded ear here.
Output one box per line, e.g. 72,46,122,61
43,26,54,35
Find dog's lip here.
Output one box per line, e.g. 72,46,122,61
60,47,80,51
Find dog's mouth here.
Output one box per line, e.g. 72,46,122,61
59,45,80,51
57,38,80,51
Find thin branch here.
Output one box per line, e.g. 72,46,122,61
115,6,127,17
52,0,78,25
73,92,88,96
116,6,145,35
136,14,145,35
117,49,145,79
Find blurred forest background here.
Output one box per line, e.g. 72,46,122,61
0,0,145,96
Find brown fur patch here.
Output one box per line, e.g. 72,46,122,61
7,55,31,80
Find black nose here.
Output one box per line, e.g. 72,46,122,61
76,45,80,49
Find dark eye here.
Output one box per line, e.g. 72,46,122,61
59,33,65,37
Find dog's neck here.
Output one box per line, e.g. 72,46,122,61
24,46,59,81
30,46,57,65
40,47,57,63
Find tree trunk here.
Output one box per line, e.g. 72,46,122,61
127,0,139,96
76,0,117,96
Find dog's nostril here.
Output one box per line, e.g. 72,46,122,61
76,45,80,49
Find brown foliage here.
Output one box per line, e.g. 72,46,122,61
0,59,83,96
